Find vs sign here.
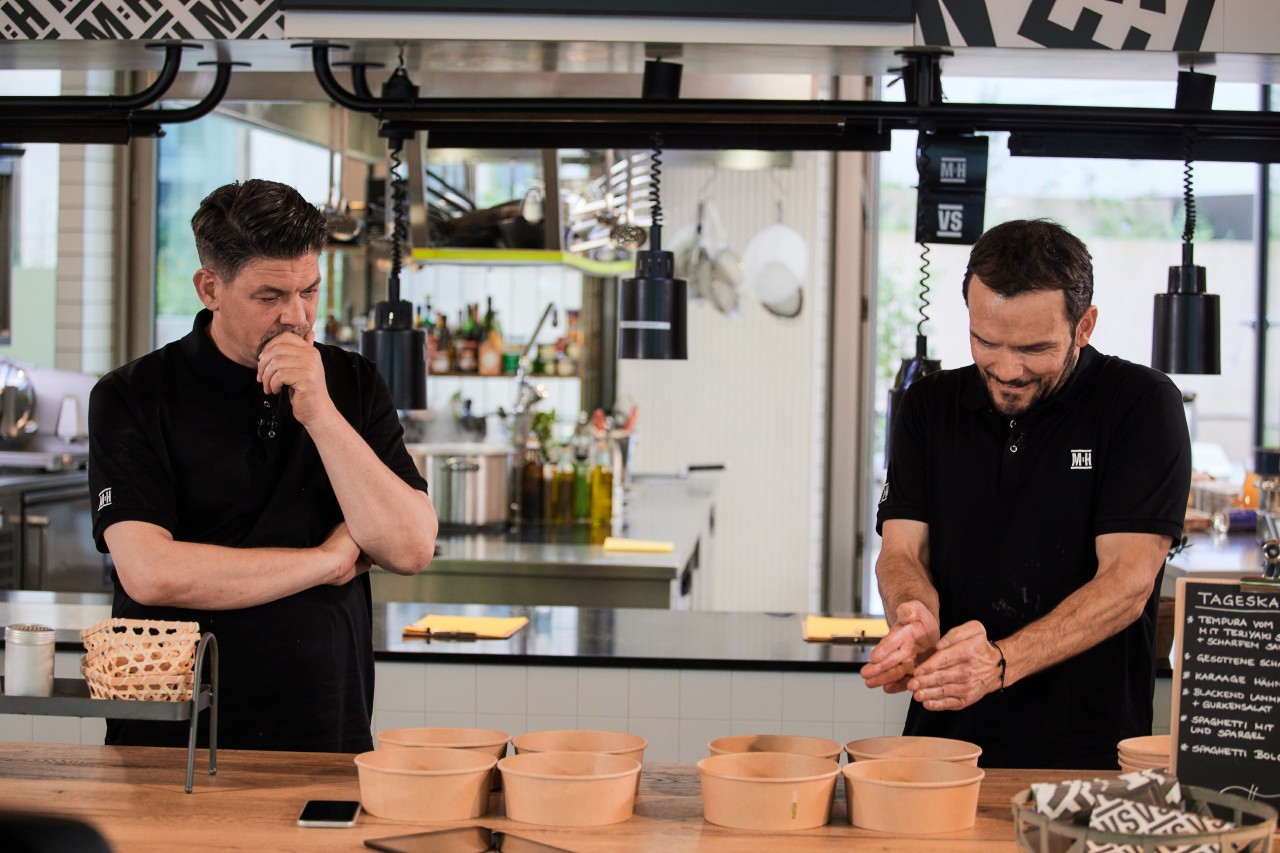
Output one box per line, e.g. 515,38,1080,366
918,192,985,244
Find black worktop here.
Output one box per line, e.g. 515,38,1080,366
0,591,871,673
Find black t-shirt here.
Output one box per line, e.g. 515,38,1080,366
88,310,429,752
876,345,1190,769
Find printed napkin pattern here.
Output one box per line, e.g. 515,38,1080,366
1084,793,1231,853
1031,769,1181,821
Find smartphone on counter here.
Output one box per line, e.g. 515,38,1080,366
297,799,361,828
364,827,573,852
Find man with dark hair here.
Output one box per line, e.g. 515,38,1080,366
862,219,1191,769
89,179,437,752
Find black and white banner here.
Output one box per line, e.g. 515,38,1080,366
918,0,1218,51
0,0,283,40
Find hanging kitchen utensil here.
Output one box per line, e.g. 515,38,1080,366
707,243,743,317
743,201,807,319
608,153,648,251
322,105,362,245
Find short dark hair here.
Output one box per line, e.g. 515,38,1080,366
191,179,329,281
961,219,1093,329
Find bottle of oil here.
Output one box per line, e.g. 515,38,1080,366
550,449,575,524
519,438,546,522
570,412,592,522
589,428,614,527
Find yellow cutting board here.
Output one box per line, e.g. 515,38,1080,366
803,615,889,643
603,536,674,553
403,614,529,639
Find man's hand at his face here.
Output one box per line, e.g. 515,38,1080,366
256,329,334,426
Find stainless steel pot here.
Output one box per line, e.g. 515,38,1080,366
0,359,37,442
408,443,511,529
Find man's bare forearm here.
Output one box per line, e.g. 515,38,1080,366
104,521,360,610
989,532,1169,688
305,410,437,574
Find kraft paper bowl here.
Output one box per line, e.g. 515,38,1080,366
1117,734,1171,761
512,729,648,764
842,757,985,833
697,751,839,831
845,735,982,766
708,734,843,762
498,751,642,826
355,747,496,821
376,726,510,760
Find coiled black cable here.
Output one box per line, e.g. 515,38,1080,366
915,133,933,338
1182,131,1197,247
387,137,409,300
649,133,664,248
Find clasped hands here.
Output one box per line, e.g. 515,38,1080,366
859,600,1004,711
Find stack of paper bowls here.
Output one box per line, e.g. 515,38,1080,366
841,736,985,833
376,726,510,790
1117,734,1171,772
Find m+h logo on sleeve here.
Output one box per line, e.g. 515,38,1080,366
1070,449,1093,470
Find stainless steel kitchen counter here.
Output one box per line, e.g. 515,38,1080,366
1160,532,1273,596
371,474,717,609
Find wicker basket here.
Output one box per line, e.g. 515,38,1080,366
1012,785,1277,852
80,619,200,701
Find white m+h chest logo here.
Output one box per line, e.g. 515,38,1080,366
1070,449,1092,470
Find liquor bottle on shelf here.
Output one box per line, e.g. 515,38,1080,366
478,296,504,376
520,438,547,522
455,308,478,373
430,313,453,374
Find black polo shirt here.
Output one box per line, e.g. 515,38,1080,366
88,309,429,752
877,345,1190,769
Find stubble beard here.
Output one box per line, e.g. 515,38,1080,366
985,344,1079,418
255,324,312,359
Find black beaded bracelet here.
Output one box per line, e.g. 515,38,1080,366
990,640,1006,693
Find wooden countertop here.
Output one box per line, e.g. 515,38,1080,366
0,742,1117,852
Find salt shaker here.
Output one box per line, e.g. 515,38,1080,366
4,623,56,697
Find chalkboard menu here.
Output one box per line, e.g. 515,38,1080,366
1171,578,1280,802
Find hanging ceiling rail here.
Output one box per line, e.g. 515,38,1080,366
0,55,239,145
0,43,191,113
307,41,1280,159
133,62,242,126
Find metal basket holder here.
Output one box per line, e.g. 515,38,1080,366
0,632,218,793
1012,785,1277,852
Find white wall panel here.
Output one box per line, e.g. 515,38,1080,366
618,152,831,612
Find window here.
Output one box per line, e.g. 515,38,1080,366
864,77,1270,612
155,115,331,347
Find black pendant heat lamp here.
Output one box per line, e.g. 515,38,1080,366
361,63,428,409
618,59,687,360
1152,71,1221,376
